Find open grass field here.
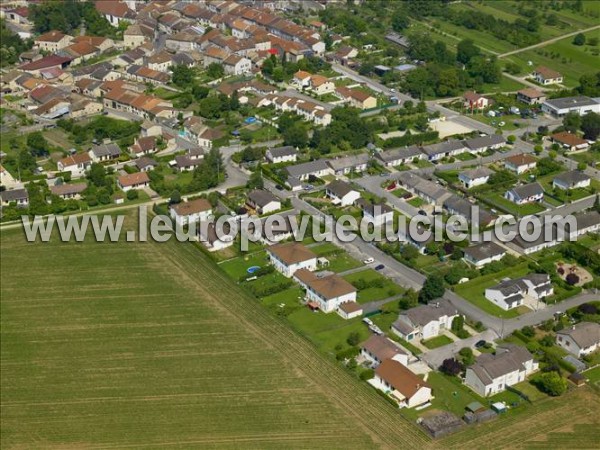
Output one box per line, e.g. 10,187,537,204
0,212,431,449
440,386,600,450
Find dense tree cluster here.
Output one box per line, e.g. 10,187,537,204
310,107,373,154
262,55,330,83
0,20,33,67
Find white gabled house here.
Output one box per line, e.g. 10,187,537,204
246,189,281,215
556,322,600,357
117,172,150,192
294,268,357,313
360,335,409,368
552,171,591,190
266,146,298,164
325,180,360,207
458,167,494,189
370,359,432,408
391,299,459,342
505,182,544,205
485,274,553,311
267,242,317,278
463,242,506,268
357,200,394,227
57,153,92,178
169,198,213,226
465,345,538,397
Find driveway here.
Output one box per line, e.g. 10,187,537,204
420,329,499,369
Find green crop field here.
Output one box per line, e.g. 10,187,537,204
0,212,430,449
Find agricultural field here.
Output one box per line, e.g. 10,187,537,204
0,212,430,449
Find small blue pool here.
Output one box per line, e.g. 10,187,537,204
247,266,261,274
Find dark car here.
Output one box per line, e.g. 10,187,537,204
418,209,427,216
275,184,283,190
475,340,487,348
375,264,385,271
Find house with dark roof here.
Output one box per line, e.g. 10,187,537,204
325,180,360,206
89,143,121,162
293,268,357,313
357,199,394,226
134,157,158,172
327,154,370,175
266,145,297,164
246,189,281,215
566,211,600,240
391,299,459,342
485,273,552,310
396,172,452,206
371,359,432,408
267,242,317,277
360,335,409,368
50,182,87,200
465,345,538,396
199,221,235,252
285,159,332,181
505,182,544,205
0,188,29,207
463,134,505,154
552,170,591,190
463,242,506,268
458,167,494,189
541,96,600,118
556,322,600,357
444,195,495,227
421,140,467,162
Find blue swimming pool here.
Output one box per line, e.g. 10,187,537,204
247,266,261,274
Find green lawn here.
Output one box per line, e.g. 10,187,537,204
454,263,531,318
387,333,423,356
218,251,269,279
326,253,363,273
421,334,454,349
408,197,425,208
583,366,600,386
344,269,404,304
486,193,546,216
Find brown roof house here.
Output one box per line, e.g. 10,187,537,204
57,152,92,178
533,66,563,85
293,268,357,313
371,359,432,408
169,198,213,226
556,322,600,357
267,242,317,278
50,182,87,200
117,172,150,192
504,154,537,174
551,131,589,152
246,189,281,215
517,88,546,105
360,335,409,368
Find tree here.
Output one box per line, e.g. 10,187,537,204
581,112,600,140
419,274,445,302
282,123,308,148
391,11,410,32
398,289,418,310
535,371,567,396
565,273,580,285
457,39,480,65
562,112,582,132
451,315,465,333
347,331,361,346
458,347,475,366
206,62,224,79
577,162,587,171
126,189,138,200
170,64,195,88
246,170,264,190
534,144,543,155
539,335,554,347
192,84,209,100
170,190,181,204
507,135,516,144
440,358,463,376
400,244,419,261
26,132,48,157
521,326,536,338
573,32,586,46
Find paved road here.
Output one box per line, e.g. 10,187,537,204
420,329,499,369
498,24,600,58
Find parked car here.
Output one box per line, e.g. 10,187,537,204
275,184,283,190
375,264,385,271
363,257,375,264
417,209,427,216
475,340,487,348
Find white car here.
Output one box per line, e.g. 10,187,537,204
363,257,375,264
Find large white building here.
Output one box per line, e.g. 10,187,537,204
370,359,432,408
267,242,317,278
485,274,553,311
169,198,213,226
541,96,600,118
294,269,357,313
556,322,600,358
465,345,538,397
391,299,459,342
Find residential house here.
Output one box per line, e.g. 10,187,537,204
421,140,467,162
463,134,506,154
551,132,589,152
504,154,537,174
371,359,432,408
337,301,363,320
34,30,73,52
463,242,506,268
124,24,155,48
396,172,452,206
360,335,409,368
376,146,424,167
335,86,376,109
465,345,538,397
458,167,494,189
358,200,394,226
267,242,317,277
117,172,150,192
57,153,92,178
20,55,72,75
485,273,553,310
200,221,235,252
134,156,158,172
89,143,121,162
310,75,335,95
147,51,174,72
443,195,495,227
541,96,600,118
266,145,297,164
505,182,544,205
246,189,281,215
292,70,311,88
0,188,29,207
50,182,87,200
391,299,459,342
532,66,563,85
556,322,600,358
552,171,591,190
463,91,490,109
129,136,158,157
293,269,357,313
169,198,213,226
174,155,202,172
285,159,332,183
327,154,370,175
223,54,252,75
95,1,136,27
517,88,546,105
565,211,600,240
325,180,360,207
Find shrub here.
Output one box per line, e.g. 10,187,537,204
440,358,463,376
565,273,579,285
359,368,375,381
347,331,361,346
336,346,359,361
535,372,567,396
126,189,138,201
521,326,535,338
557,267,565,275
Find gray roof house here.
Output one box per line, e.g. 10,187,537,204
556,322,600,357
421,140,467,161
465,345,538,396
0,188,29,206
552,171,591,190
89,143,121,162
396,172,452,205
266,145,298,163
391,299,459,342
458,167,494,189
327,153,370,175
376,146,423,166
246,189,281,214
505,182,544,204
444,195,495,226
285,159,332,181
463,241,506,268
463,134,506,153
485,273,552,310
325,180,360,206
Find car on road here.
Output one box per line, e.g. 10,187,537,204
363,257,375,264
418,209,427,216
375,264,385,271
475,340,487,348
275,184,283,190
